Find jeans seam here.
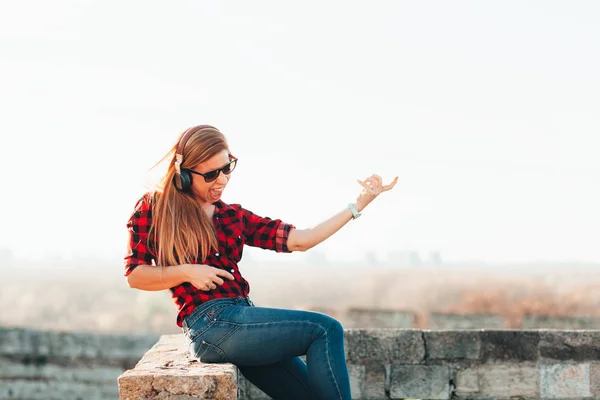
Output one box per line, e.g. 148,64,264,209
185,304,234,340
214,324,242,347
187,320,216,341
196,340,229,363
185,300,238,329
322,327,343,400
218,319,324,327
230,319,344,399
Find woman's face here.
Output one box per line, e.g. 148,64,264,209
190,149,233,205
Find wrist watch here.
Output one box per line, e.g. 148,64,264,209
348,203,362,220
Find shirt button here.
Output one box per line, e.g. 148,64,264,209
215,253,220,257
230,269,234,273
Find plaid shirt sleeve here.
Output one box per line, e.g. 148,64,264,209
124,193,156,276
240,206,296,253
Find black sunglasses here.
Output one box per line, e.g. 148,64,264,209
186,157,238,183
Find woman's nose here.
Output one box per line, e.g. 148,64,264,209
216,172,229,185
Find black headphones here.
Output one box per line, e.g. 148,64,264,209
173,125,218,192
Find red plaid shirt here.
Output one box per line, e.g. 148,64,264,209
124,193,295,327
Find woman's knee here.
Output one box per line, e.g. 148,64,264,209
311,312,344,339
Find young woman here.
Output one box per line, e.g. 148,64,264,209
125,125,397,400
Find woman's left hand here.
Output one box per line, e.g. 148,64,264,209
355,174,398,212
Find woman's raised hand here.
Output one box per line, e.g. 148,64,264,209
184,264,235,291
355,174,398,211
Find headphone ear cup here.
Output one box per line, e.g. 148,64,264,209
179,169,192,191
173,170,192,191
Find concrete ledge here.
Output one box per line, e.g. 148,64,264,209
117,334,237,400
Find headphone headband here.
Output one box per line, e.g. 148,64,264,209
174,124,218,174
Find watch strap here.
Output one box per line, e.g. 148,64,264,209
348,203,362,220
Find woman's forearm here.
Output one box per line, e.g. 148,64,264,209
287,204,359,252
126,264,190,291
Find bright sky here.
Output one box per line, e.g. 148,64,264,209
1,1,599,265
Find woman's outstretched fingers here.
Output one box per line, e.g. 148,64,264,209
357,179,370,190
358,179,376,194
382,176,399,191
372,174,382,188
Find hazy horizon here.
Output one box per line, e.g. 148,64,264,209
1,1,599,265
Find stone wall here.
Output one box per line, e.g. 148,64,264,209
0,327,157,400
5,324,600,399
120,329,600,400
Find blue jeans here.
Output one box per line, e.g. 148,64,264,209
182,296,352,400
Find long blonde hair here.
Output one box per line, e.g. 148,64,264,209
149,126,229,266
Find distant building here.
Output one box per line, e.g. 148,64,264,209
0,247,15,268
364,251,379,267
427,251,443,266
306,250,328,266
387,250,422,267
408,251,422,267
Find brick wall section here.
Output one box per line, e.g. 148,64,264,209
6,327,600,399
118,329,600,400
0,327,157,400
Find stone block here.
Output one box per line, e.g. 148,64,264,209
429,313,505,330
480,330,539,362
590,363,600,397
0,328,30,356
540,331,600,361
364,362,387,399
246,381,270,399
389,365,450,400
237,372,250,399
238,373,270,400
456,364,539,398
0,378,118,400
454,367,479,397
540,363,591,399
425,331,481,360
118,334,237,400
0,328,157,368
345,329,424,364
348,364,365,399
96,333,158,364
0,360,124,384
477,364,538,398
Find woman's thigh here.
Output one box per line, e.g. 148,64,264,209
191,305,343,366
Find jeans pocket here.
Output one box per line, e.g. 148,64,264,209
185,314,214,342
185,303,232,341
192,339,228,363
